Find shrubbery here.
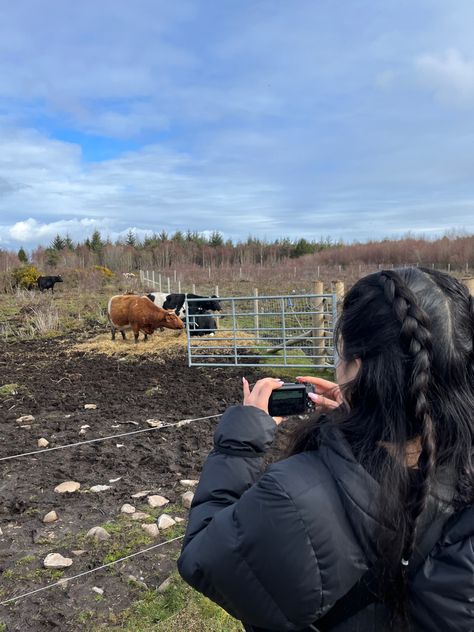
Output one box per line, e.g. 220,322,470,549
11,265,40,289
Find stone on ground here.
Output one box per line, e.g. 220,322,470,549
43,510,58,523
92,587,104,595
145,419,162,428
157,515,176,530
37,438,49,448
120,503,136,514
131,511,151,521
141,523,159,538
158,577,173,593
131,490,151,499
90,485,111,492
84,404,97,410
174,517,185,523
181,491,194,509
180,479,199,487
86,526,110,541
43,553,73,569
54,481,81,494
147,495,169,508
16,414,35,423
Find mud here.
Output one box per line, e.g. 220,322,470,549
0,331,299,631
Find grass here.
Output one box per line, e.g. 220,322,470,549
0,383,19,396
93,574,244,632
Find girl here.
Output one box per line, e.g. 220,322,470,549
178,268,473,631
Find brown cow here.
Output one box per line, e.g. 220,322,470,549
107,295,184,343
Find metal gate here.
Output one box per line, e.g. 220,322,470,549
186,293,338,369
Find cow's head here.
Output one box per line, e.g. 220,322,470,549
164,310,185,329
56,275,64,283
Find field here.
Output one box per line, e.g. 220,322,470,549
0,286,317,631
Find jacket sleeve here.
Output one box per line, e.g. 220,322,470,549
177,405,323,630
409,508,474,632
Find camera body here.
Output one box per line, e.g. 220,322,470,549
268,382,315,417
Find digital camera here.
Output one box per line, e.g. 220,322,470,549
268,382,315,417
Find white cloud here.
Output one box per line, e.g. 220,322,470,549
416,49,474,106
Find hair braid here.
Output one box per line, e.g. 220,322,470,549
378,271,436,565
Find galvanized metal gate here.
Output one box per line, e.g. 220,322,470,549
186,293,338,369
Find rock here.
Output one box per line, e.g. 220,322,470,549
90,485,111,493
131,490,151,499
179,479,199,487
157,577,173,593
116,444,125,448
0,527,3,536
43,553,73,569
157,515,176,530
54,481,81,494
181,491,194,509
79,425,90,435
145,419,162,428
86,526,110,541
174,517,185,523
43,510,58,524
37,438,49,448
131,511,152,521
147,495,169,508
120,503,136,514
109,477,121,483
72,550,86,556
16,414,35,423
141,523,159,538
92,586,104,595
84,404,97,410
128,575,148,589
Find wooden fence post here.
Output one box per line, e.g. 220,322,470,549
192,283,196,294
152,270,155,288
312,280,325,364
159,274,162,292
178,280,181,293
463,277,474,295
139,270,144,284
215,285,219,297
331,279,345,312
167,277,171,293
254,288,259,342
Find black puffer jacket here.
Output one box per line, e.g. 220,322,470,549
177,406,474,631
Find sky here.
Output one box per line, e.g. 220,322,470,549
1,0,474,250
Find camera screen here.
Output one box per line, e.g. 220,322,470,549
272,390,303,400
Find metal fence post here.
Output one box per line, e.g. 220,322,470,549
254,288,259,342
281,298,287,364
231,298,238,364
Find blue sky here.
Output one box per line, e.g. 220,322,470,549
1,0,474,249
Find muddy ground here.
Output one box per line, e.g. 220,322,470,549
0,327,301,631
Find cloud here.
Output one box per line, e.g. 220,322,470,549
415,49,474,106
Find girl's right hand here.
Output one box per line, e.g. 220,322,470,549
296,376,343,410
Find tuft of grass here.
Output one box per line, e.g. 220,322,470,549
93,574,243,632
0,383,19,396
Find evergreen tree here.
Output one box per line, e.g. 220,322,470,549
209,231,224,247
158,230,169,242
64,234,75,250
125,229,137,247
17,247,28,263
51,234,65,251
89,230,104,252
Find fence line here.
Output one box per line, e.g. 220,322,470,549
0,414,221,463
0,535,185,607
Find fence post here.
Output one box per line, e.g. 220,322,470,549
159,274,162,292
167,277,171,293
139,270,144,284
331,280,345,312
152,270,155,287
215,285,219,297
254,288,259,342
463,277,474,295
192,283,196,294
174,270,177,283
178,280,181,293
208,266,211,279
447,263,451,272
312,281,325,365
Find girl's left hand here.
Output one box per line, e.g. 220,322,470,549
242,377,285,425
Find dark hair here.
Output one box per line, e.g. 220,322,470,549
289,267,474,624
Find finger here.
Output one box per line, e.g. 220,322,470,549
296,376,339,393
308,392,340,409
272,416,284,425
251,377,284,399
242,377,251,401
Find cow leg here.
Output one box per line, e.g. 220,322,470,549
120,330,126,340
111,326,116,341
144,333,148,342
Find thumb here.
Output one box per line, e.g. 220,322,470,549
242,377,251,401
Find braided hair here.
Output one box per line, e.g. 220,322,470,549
288,267,474,626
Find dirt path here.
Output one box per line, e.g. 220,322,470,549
0,332,297,631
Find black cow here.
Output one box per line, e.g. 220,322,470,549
37,275,63,293
163,293,221,316
184,311,217,337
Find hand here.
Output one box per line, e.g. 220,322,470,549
242,377,285,425
296,376,343,410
